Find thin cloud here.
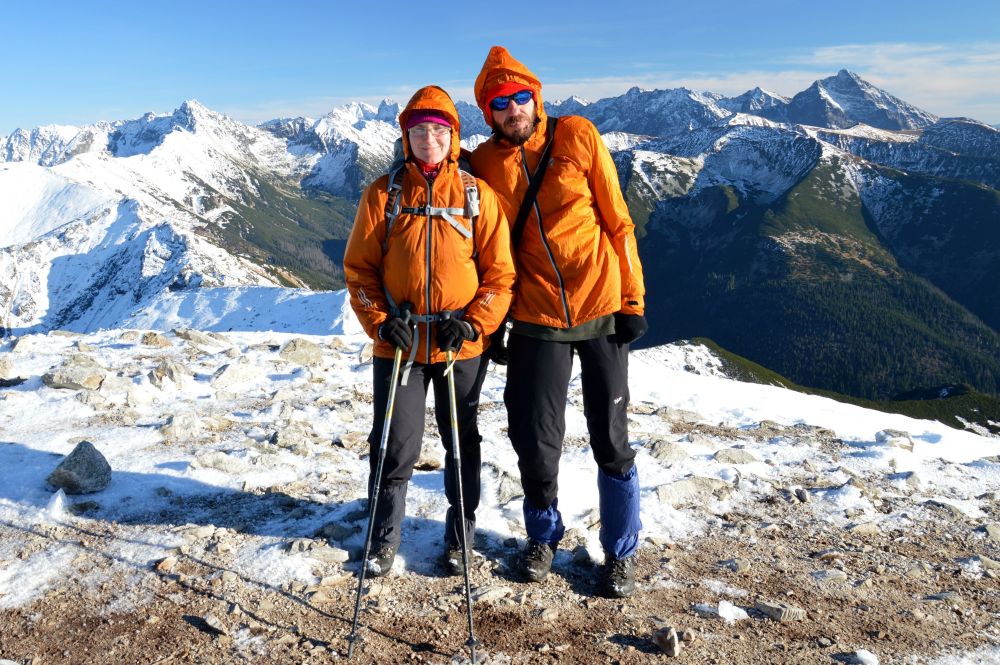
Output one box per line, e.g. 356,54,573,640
528,43,1000,124
223,42,1000,127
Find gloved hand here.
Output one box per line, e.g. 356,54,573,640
378,317,413,349
487,327,509,365
437,317,477,352
614,313,647,345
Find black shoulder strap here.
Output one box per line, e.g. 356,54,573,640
382,166,406,254
511,117,558,249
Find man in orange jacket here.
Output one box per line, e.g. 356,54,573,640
471,47,647,598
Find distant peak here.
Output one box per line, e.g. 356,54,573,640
830,69,866,86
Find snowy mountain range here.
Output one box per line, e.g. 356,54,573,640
2,70,999,409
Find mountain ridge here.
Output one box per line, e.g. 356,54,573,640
2,71,998,420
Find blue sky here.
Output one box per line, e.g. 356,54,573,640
2,0,999,134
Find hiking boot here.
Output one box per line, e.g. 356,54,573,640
365,544,397,577
602,555,636,598
441,546,466,577
522,539,555,582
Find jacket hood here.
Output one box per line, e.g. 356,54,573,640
398,85,462,163
474,46,547,130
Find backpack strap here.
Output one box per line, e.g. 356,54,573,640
511,116,558,249
459,169,479,259
382,166,406,254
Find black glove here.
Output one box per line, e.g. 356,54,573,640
614,313,647,345
378,317,412,349
487,327,509,365
437,317,477,352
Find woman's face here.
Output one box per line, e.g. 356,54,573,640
408,123,451,165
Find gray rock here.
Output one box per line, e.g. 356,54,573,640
722,558,751,574
652,626,681,657
316,522,358,544
173,328,225,348
42,354,107,391
900,471,922,490
358,343,374,365
47,441,112,494
876,429,913,452
203,613,229,636
309,545,350,564
984,523,1000,543
656,476,730,508
848,521,880,537
649,440,689,464
850,649,879,665
714,448,758,465
161,414,200,442
0,355,15,380
472,585,513,603
812,569,848,583
155,556,179,573
279,338,323,366
924,500,965,520
496,470,524,505
211,359,258,389
141,332,172,348
794,487,811,503
755,600,806,621
978,556,1000,571
271,422,318,454
149,360,191,387
656,407,701,424
191,451,251,474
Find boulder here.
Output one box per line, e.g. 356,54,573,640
211,359,258,389
149,360,191,387
47,441,112,494
161,414,201,442
279,338,323,366
42,354,107,391
173,328,225,348
649,440,689,464
876,429,914,452
0,355,15,380
656,476,730,508
141,332,172,348
714,448,758,465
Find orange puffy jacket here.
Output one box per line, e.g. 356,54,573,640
344,85,515,363
470,46,645,329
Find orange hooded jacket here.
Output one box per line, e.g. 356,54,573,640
470,46,645,329
344,85,515,363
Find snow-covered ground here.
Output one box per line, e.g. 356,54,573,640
1,290,999,662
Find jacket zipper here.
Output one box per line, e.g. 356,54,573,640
520,146,572,327
424,174,434,363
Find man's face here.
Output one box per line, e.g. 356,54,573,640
491,93,538,146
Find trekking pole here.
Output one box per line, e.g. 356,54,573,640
347,339,405,658
445,348,479,664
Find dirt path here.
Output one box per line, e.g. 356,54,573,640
2,508,999,664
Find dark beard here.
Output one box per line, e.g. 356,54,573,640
492,115,540,146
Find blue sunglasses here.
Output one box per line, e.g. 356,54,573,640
489,90,534,112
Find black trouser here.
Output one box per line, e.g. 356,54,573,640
367,354,488,551
504,333,635,510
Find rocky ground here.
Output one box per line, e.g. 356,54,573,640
2,452,1000,664
3,331,1000,664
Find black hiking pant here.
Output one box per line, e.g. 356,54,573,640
367,354,488,552
504,333,636,511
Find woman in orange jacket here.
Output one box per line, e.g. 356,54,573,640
344,86,514,576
